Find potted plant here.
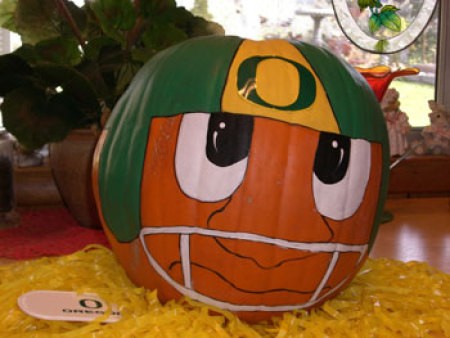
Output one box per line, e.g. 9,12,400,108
0,0,224,227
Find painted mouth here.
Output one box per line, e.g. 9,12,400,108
139,226,367,312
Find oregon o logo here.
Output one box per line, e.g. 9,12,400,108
79,298,103,309
237,56,316,111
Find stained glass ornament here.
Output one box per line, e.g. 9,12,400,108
332,0,438,53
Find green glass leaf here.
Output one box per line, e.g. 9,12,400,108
369,13,382,33
380,11,402,32
381,5,400,13
375,39,389,53
358,0,378,10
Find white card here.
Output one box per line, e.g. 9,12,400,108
18,290,121,323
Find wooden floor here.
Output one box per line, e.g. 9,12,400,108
1,197,449,274
370,197,450,274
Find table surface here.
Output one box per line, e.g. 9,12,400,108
370,197,450,274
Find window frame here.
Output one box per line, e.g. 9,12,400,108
436,0,449,110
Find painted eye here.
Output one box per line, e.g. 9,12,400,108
313,132,371,220
175,112,253,202
206,113,253,167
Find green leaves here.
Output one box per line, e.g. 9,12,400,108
1,87,84,150
140,0,177,17
0,0,17,31
379,6,402,32
13,0,66,44
358,0,381,11
369,13,383,33
368,5,402,34
0,54,100,150
35,37,82,66
0,0,225,149
89,0,136,41
0,0,86,45
34,64,100,115
375,39,389,53
0,54,33,96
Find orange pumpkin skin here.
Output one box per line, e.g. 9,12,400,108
93,37,389,322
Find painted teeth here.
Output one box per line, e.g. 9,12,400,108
140,226,368,312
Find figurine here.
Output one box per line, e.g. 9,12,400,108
421,100,450,155
380,88,411,156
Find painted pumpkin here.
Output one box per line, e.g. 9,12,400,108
93,36,389,322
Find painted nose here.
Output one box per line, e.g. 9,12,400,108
208,117,333,243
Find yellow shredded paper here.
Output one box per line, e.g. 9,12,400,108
1,245,450,337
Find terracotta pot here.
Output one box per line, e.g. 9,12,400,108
50,129,100,228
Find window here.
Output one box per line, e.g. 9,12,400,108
177,0,446,128
0,28,20,129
